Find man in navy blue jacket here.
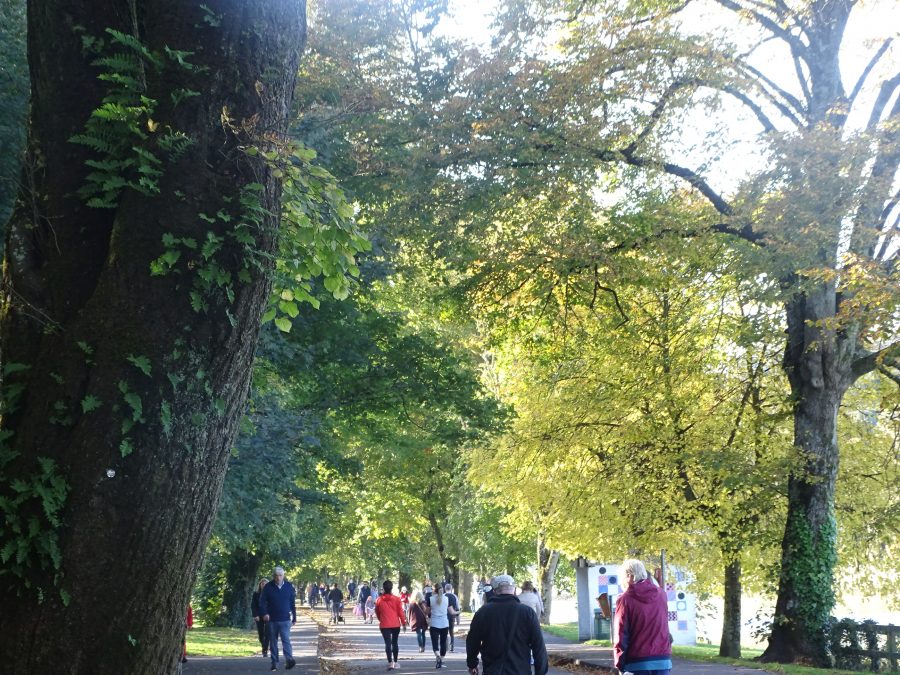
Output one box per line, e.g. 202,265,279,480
260,566,297,671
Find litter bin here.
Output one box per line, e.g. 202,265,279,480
592,608,610,640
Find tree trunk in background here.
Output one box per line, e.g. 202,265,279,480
223,548,263,629
0,2,305,673
399,571,412,594
460,569,474,612
719,558,742,658
538,536,560,625
427,510,459,589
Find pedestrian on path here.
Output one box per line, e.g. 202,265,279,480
426,584,456,669
357,581,372,620
327,583,344,624
252,578,270,657
259,566,297,671
518,580,544,620
613,559,672,675
466,574,547,675
443,584,460,652
375,580,408,670
409,591,429,653
181,604,193,664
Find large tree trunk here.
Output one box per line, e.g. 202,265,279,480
761,287,850,666
537,536,559,625
0,2,305,673
222,548,263,629
719,558,742,658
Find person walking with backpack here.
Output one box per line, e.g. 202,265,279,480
466,574,547,675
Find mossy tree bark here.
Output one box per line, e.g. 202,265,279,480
0,1,305,673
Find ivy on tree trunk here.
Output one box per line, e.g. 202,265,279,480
0,1,306,673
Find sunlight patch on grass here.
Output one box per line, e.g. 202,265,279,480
186,626,260,658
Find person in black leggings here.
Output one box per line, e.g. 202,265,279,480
375,580,407,670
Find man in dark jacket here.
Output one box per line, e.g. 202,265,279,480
260,566,297,671
466,574,548,675
613,559,672,675
327,583,344,623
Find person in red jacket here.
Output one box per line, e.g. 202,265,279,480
181,604,193,664
375,580,408,670
613,559,672,675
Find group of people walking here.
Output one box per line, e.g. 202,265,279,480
247,557,673,675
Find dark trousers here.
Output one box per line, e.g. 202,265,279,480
256,619,269,654
429,626,449,656
380,627,400,662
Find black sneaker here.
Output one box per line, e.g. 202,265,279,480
271,666,277,672
286,657,296,670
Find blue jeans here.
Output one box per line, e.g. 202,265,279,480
415,627,426,649
268,620,293,664
626,671,670,675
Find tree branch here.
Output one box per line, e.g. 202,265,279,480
735,62,807,125
624,79,698,154
715,0,809,57
721,85,777,132
866,72,900,133
849,37,894,108
852,342,900,380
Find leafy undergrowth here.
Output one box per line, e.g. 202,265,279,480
185,626,260,657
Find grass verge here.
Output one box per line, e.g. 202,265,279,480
186,626,260,658
672,644,866,675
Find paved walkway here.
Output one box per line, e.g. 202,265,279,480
311,605,580,675
179,606,769,674
182,613,319,674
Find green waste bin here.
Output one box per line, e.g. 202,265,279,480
592,608,610,640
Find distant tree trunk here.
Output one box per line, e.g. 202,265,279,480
538,535,560,625
0,2,306,673
222,548,263,629
427,510,459,589
719,558,742,658
399,571,412,593
460,569,474,612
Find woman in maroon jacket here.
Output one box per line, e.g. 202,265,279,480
613,559,672,675
375,580,408,670
408,591,429,653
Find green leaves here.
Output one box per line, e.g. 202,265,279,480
255,141,370,331
80,395,103,414
126,354,152,377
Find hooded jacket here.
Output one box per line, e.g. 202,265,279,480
613,578,672,672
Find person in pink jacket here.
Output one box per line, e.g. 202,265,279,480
375,580,408,670
613,559,672,675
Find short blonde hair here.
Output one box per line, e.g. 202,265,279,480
621,559,647,582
